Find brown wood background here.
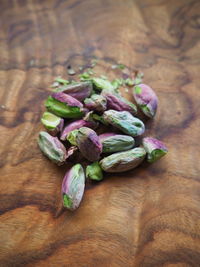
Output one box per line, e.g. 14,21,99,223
0,0,200,266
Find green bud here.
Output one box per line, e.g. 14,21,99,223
103,110,145,137
100,147,146,173
86,162,103,181
99,133,135,153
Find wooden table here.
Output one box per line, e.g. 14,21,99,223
1,0,200,266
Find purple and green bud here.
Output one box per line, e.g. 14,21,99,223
76,127,102,162
100,147,146,173
142,137,168,163
103,110,145,137
60,119,98,141
45,92,85,119
84,94,107,112
38,131,67,165
133,84,158,118
54,81,93,101
41,112,64,136
62,164,85,210
86,162,103,181
99,133,135,153
102,91,137,115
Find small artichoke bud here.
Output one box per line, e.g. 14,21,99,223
100,147,146,173
45,92,85,119
60,119,98,141
66,130,78,146
76,127,102,162
142,137,168,163
84,94,107,112
41,112,64,136
103,110,145,137
92,77,115,92
62,164,85,210
38,131,67,165
99,133,135,153
86,162,103,181
133,84,158,118
54,81,93,101
102,90,137,115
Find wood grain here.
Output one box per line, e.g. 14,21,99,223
0,0,200,266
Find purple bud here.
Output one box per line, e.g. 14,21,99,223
55,81,93,101
52,92,83,108
133,84,158,118
142,137,168,163
102,91,137,114
76,127,102,162
60,119,98,141
62,164,85,210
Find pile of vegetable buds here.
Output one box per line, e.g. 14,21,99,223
38,62,168,211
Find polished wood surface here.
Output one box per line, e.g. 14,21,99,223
1,0,200,266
